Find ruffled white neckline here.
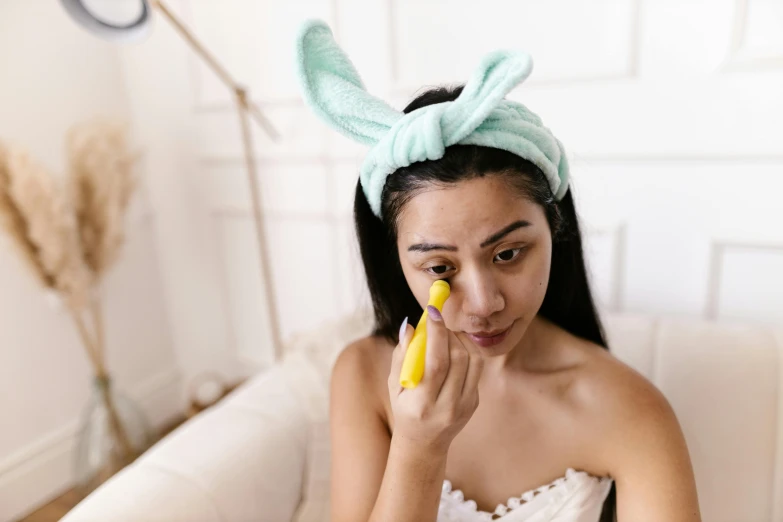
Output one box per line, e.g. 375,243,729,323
441,468,612,520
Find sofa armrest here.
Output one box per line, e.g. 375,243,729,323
62,353,320,522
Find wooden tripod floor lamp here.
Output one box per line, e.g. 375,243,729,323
60,0,285,362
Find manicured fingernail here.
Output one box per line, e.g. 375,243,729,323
399,316,408,341
427,305,442,321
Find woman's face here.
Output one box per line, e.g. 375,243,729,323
396,174,552,358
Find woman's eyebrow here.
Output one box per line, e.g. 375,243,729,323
480,220,531,247
407,220,531,253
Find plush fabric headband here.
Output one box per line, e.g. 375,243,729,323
294,19,570,219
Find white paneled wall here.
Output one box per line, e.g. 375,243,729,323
710,243,783,322
391,0,639,89
120,0,783,381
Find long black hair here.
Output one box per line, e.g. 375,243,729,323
352,85,616,521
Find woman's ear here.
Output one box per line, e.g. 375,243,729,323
295,19,401,146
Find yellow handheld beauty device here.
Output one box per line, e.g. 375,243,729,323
399,280,451,389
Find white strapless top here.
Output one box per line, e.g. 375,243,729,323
438,468,613,522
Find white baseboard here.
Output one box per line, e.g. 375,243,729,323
0,368,183,522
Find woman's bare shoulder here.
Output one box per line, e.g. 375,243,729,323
332,334,395,418
571,337,668,420
336,334,395,378
569,339,699,515
566,336,688,476
560,333,666,422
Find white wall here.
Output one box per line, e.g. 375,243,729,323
119,0,782,382
0,2,180,520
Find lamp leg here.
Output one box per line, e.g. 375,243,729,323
236,89,284,363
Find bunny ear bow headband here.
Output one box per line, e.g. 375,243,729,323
294,19,570,219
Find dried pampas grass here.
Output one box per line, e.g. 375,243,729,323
0,144,52,288
0,143,92,309
67,120,137,280
0,121,140,467
0,120,137,376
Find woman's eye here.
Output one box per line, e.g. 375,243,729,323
495,248,523,263
424,249,523,275
425,265,452,276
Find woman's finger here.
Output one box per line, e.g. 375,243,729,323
421,306,450,402
457,333,484,397
388,317,411,394
436,332,470,406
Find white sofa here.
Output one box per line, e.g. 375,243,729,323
61,309,783,522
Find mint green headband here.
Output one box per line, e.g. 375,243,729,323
295,19,570,219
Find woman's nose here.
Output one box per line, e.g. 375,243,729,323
459,272,504,319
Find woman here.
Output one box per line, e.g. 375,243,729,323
296,20,701,522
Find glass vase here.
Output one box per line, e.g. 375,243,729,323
74,376,155,495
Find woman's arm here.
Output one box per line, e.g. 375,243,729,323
330,341,447,522
602,367,702,521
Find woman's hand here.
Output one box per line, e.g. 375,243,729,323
388,306,484,456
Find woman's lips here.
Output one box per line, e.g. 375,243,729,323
466,326,510,348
